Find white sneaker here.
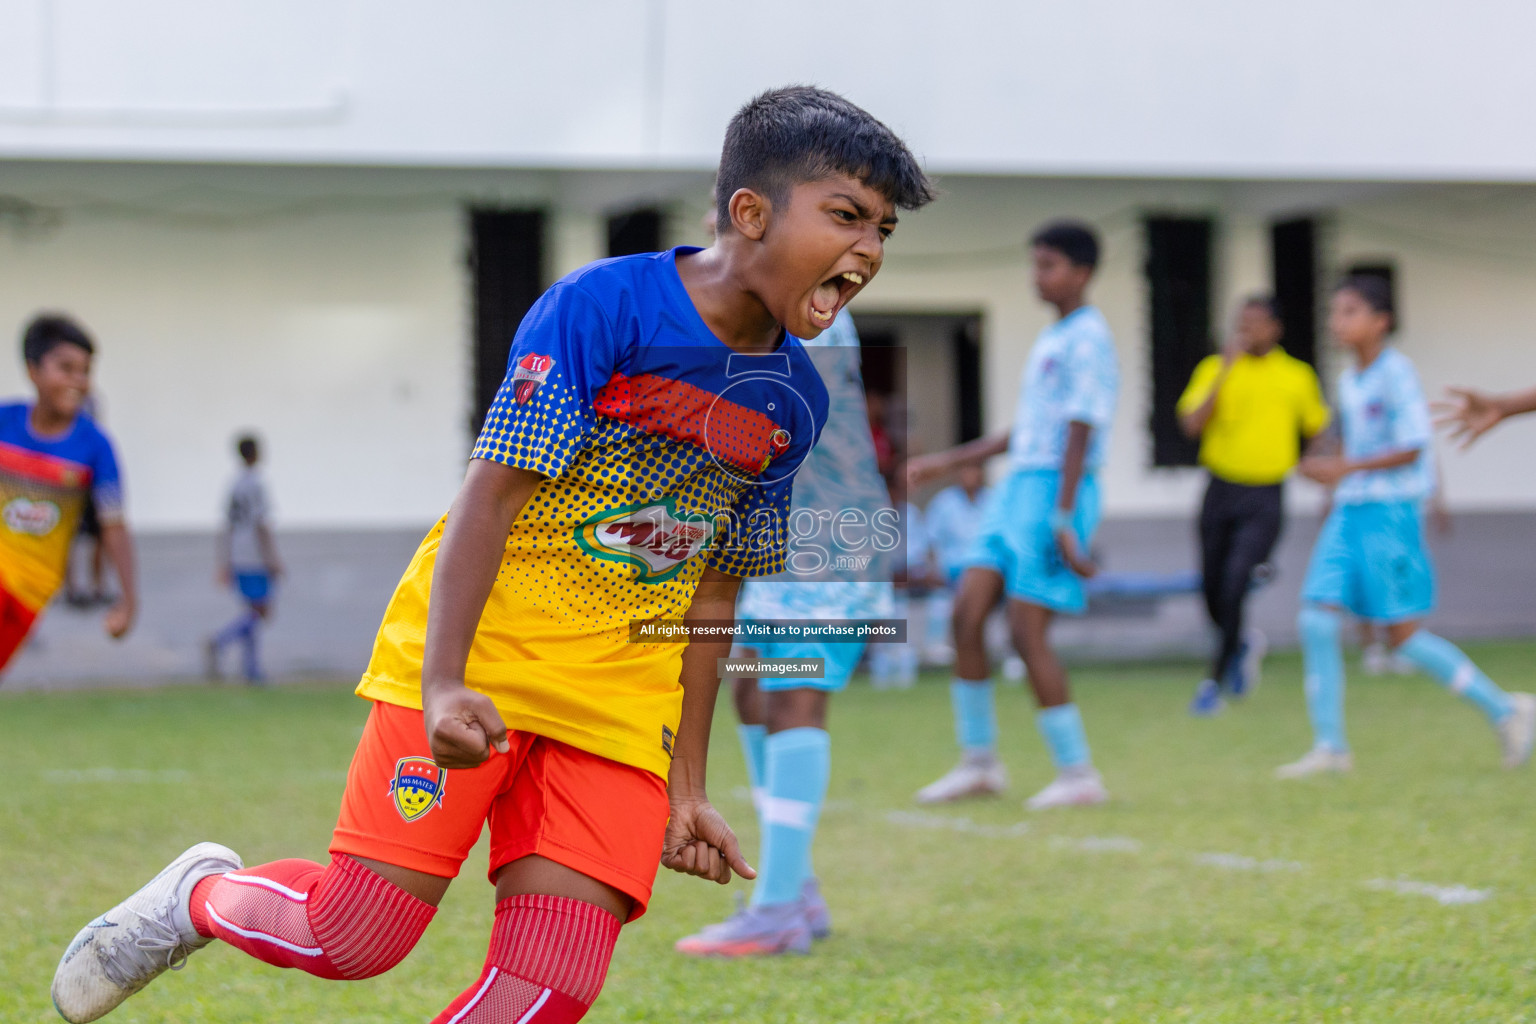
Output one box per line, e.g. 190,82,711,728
1361,643,1390,676
914,757,1008,804
1274,746,1354,779
1497,692,1536,769
53,842,242,1023
1024,767,1109,811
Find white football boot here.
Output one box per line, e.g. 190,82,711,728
1497,692,1536,769
914,755,1008,804
1023,767,1109,811
1274,746,1354,779
53,842,242,1023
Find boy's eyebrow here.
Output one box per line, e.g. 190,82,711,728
829,191,898,226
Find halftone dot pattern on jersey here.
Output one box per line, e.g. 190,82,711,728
360,251,827,777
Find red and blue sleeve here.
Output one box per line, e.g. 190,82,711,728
89,432,124,522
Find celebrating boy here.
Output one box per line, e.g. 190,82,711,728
52,86,933,1023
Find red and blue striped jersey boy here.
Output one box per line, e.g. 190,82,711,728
0,397,123,670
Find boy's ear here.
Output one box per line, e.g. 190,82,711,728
727,187,771,242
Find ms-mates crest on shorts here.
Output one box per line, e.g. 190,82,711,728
389,756,445,822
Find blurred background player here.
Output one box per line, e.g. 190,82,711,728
1176,296,1330,715
921,462,991,665
51,85,933,1024
867,469,927,688
205,433,283,684
1277,276,1536,778
1360,445,1451,675
676,307,895,957
0,314,136,678
908,221,1119,810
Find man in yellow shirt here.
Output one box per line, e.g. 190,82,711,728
1177,296,1330,714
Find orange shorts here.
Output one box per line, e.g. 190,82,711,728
0,585,38,673
331,700,669,919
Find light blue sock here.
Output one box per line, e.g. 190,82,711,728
1035,703,1091,769
1396,631,1514,724
751,727,830,909
950,678,998,755
1298,605,1348,752
737,723,768,812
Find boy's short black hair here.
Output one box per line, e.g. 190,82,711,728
22,314,94,366
1244,294,1284,322
716,86,935,227
236,435,260,464
1336,274,1395,329
1030,221,1100,269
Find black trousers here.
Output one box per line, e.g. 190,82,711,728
1199,476,1283,682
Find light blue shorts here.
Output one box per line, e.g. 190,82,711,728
1301,500,1435,623
747,638,867,692
960,469,1102,614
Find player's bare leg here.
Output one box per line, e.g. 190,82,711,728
1010,598,1107,810
916,566,1009,803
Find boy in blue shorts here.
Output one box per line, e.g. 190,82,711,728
675,308,895,957
206,434,283,683
53,86,933,1024
910,222,1119,810
1277,276,1535,778
0,315,137,678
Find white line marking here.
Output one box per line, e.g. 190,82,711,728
1050,835,1143,853
40,768,191,784
1192,852,1305,873
885,810,1030,838
1364,878,1492,905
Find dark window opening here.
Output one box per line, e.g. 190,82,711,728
1145,216,1213,467
607,207,664,258
953,318,983,443
1271,218,1320,368
469,208,545,439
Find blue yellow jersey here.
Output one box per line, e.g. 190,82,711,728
0,403,122,611
358,248,829,776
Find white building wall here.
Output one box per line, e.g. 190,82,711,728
5,162,1536,529
2,1,1536,181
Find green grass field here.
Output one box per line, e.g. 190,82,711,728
6,646,1536,1023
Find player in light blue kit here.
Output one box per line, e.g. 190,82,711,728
909,221,1119,810
676,309,896,956
1277,276,1536,778
921,462,991,662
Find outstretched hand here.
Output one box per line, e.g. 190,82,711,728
1432,387,1504,449
662,797,756,885
422,682,510,769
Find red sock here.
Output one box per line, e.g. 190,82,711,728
189,854,434,980
431,895,621,1023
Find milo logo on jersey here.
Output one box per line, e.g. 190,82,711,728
577,500,716,583
2,496,61,537
389,756,445,822
512,354,555,405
